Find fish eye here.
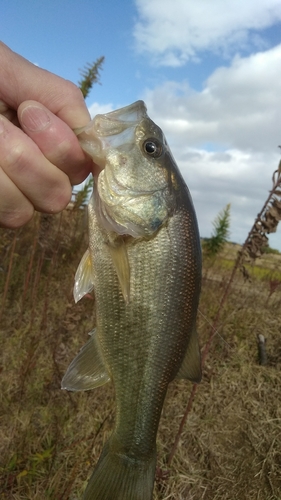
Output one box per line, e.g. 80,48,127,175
143,139,163,158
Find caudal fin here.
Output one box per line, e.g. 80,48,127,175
83,440,156,500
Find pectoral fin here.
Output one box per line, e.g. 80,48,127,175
61,329,111,391
74,248,94,303
107,240,130,304
176,327,202,383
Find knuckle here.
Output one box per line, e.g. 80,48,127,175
51,80,85,111
64,81,84,102
1,206,34,229
6,142,30,175
51,80,89,128
55,136,73,160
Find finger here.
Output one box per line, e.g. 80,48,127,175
0,114,72,214
0,42,90,129
0,99,18,124
18,100,94,185
0,167,34,228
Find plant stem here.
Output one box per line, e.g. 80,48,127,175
0,232,17,322
167,383,198,467
167,164,281,467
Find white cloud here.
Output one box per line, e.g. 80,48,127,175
176,148,279,246
134,0,281,65
143,44,281,152
88,102,114,118
140,45,281,247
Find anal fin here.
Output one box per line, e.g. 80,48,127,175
61,329,110,391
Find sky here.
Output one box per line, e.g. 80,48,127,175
1,0,281,249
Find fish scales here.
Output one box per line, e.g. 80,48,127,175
89,207,200,452
62,100,202,500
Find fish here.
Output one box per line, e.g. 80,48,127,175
61,100,202,500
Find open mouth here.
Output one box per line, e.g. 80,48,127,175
75,101,148,168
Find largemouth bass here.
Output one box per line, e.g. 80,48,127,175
62,100,202,500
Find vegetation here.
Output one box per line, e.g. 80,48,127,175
203,203,231,258
261,245,280,255
78,57,104,99
0,188,281,499
1,62,281,500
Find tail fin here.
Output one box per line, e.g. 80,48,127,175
83,440,156,500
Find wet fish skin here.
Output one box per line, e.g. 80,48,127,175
62,101,202,500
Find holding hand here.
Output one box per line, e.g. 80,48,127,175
0,42,94,228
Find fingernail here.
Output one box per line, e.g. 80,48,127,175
21,105,51,132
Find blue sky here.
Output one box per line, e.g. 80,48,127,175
2,0,281,249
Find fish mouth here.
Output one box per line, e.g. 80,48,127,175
75,101,148,168
93,101,148,136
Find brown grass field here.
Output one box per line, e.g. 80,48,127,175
0,205,281,500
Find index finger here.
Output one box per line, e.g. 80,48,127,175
0,42,90,129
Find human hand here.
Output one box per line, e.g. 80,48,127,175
0,42,95,228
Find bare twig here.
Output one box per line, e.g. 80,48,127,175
0,231,17,322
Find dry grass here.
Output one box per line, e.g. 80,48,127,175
0,210,281,500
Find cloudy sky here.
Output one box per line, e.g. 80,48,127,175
2,0,281,248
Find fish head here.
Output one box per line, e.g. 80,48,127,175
76,101,182,237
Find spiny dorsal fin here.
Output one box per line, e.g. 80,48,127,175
74,248,94,303
176,326,202,383
107,239,130,304
61,329,110,391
